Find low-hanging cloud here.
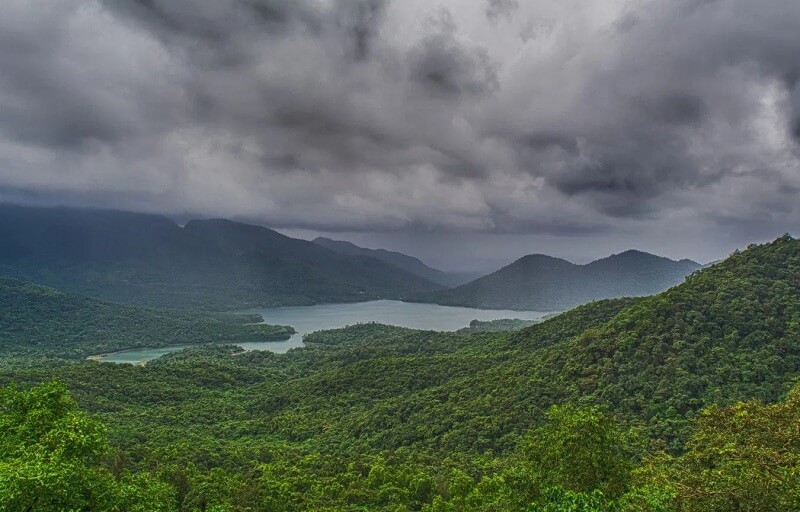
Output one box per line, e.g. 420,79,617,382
0,0,798,244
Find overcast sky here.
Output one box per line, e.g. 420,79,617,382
1,0,799,271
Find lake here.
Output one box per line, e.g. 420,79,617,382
91,300,549,364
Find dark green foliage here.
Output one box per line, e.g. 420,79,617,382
0,277,294,359
0,204,442,309
456,317,540,334
410,250,700,311
521,405,639,498
547,234,800,446
0,236,799,510
640,385,800,511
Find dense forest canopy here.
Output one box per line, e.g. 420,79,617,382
0,235,798,510
0,277,294,360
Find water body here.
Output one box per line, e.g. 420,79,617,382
92,300,548,364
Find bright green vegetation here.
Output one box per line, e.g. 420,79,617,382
0,381,174,511
410,249,700,311
0,277,294,360
2,380,798,511
0,204,442,310
0,235,799,510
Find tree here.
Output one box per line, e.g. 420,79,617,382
522,405,637,499
0,381,175,512
645,385,800,511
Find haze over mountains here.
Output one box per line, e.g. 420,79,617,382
313,237,479,287
1,204,704,312
410,250,702,311
0,204,442,309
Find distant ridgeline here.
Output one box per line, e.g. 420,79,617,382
0,204,705,313
313,236,480,287
0,204,443,309
0,236,799,510
408,249,702,310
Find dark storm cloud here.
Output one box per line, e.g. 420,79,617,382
0,0,798,254
409,26,498,97
485,0,518,22
791,82,800,141
638,93,707,126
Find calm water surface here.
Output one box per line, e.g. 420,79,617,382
92,300,548,364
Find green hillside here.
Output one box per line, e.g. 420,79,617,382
0,277,294,359
1,236,799,510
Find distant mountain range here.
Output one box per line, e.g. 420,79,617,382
407,250,702,311
313,237,479,287
0,204,443,309
0,204,705,312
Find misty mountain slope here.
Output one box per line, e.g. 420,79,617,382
0,205,443,309
313,237,479,287
409,250,701,310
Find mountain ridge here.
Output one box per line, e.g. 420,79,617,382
408,248,701,311
313,236,479,287
0,204,443,309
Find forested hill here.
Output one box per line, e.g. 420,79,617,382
409,249,701,310
1,237,799,510
0,204,443,309
313,237,479,287
534,234,800,443
0,277,294,359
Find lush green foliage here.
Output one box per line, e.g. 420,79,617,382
0,381,174,511
0,277,294,359
549,234,800,446
641,386,800,511
1,236,799,510
3,380,798,511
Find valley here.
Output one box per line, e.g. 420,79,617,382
91,300,549,364
1,235,799,510
2,3,798,509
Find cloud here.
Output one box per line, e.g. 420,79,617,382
485,0,519,22
0,0,798,249
408,11,498,98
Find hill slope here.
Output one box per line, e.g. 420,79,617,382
1,237,798,510
313,237,478,287
0,204,442,309
409,249,701,310
0,277,294,359
249,236,799,453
